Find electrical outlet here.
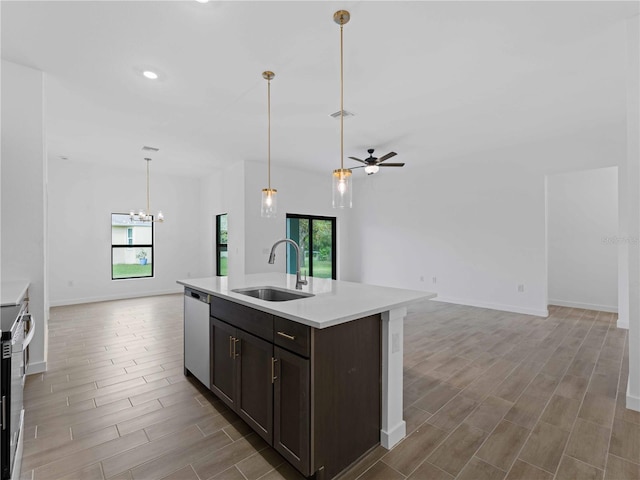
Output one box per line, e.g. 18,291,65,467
432,277,437,284
67,280,74,287
517,284,525,293
187,272,192,278
419,276,424,282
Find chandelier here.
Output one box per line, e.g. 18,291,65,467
130,157,164,223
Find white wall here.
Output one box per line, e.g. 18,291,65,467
48,159,205,305
199,171,224,278
222,161,246,280
345,124,625,317
242,161,352,278
547,167,618,312
348,161,548,316
624,14,640,411
1,60,48,373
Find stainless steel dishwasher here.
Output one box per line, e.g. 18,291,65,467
183,288,211,387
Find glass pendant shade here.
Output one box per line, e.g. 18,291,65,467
261,188,277,218
332,168,352,208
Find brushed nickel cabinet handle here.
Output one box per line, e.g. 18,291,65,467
271,357,278,383
233,337,240,358
277,331,296,341
229,336,233,359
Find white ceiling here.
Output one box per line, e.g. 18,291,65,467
2,1,637,176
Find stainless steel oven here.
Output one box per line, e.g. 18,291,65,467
0,297,34,480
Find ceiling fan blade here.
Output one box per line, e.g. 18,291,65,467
376,152,397,163
348,156,367,164
349,165,366,169
378,163,405,167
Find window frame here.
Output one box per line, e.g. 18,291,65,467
216,213,228,277
286,213,337,280
111,213,154,280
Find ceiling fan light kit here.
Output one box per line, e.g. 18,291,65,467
332,9,353,209
349,148,404,175
261,70,278,218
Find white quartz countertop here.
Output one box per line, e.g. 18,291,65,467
1,281,30,307
177,273,435,328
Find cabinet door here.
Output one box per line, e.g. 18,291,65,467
236,329,274,443
273,346,310,476
211,317,237,409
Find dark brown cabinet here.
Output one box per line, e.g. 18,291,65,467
208,296,381,480
236,328,273,442
273,346,310,474
210,317,236,408
210,317,274,443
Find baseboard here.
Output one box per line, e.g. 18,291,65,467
49,288,182,307
627,379,640,412
434,296,549,318
380,420,406,449
548,299,618,313
27,361,46,375
617,319,630,330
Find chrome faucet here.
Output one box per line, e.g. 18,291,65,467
268,239,308,290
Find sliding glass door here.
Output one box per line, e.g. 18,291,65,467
286,214,336,279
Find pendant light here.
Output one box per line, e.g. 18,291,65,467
261,71,277,218
129,157,164,223
332,10,352,209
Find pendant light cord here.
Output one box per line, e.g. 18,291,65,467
146,158,150,214
268,77,271,190
340,23,344,171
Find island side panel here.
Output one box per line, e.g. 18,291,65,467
381,307,407,449
311,314,381,480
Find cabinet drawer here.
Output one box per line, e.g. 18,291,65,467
211,296,273,341
274,316,310,357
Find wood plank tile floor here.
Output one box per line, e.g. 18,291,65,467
20,295,639,480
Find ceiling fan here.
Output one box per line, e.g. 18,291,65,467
349,149,405,175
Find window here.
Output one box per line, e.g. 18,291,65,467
216,213,228,276
286,214,336,279
111,214,153,279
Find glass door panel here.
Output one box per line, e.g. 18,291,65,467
286,215,335,280
311,219,333,279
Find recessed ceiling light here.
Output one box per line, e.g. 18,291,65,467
143,71,158,80
195,0,209,3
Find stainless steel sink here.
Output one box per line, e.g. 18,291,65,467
231,286,314,302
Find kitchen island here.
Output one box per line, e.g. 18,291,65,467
177,273,434,479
